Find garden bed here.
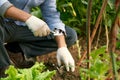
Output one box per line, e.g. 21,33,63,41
37,37,120,80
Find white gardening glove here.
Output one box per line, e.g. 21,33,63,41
57,47,75,72
25,16,50,37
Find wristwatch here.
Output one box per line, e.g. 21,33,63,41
51,28,65,36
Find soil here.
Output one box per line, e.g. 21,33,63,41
34,37,91,80
37,45,81,80
36,36,120,80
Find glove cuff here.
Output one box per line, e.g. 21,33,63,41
58,47,67,51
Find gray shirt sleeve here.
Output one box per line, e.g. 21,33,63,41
0,1,13,17
0,0,8,6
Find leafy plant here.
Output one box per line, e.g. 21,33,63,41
80,46,111,80
80,46,120,80
0,62,56,80
56,0,87,35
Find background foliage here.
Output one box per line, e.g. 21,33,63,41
56,0,116,36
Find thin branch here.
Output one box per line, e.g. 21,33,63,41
90,0,108,44
95,20,102,49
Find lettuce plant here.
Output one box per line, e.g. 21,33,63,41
0,62,56,80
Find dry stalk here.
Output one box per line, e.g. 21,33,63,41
105,25,109,52
90,0,108,43
77,0,108,66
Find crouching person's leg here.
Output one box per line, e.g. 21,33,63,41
0,28,11,78
65,26,78,47
18,26,78,57
5,42,36,68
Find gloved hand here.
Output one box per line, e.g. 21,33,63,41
57,47,75,72
25,16,50,37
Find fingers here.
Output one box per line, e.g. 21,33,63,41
65,62,69,72
33,31,39,36
56,55,61,67
70,60,75,72
59,58,75,72
65,60,75,72
33,26,50,37
43,26,50,36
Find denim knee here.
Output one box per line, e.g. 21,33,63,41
0,27,4,42
66,27,78,47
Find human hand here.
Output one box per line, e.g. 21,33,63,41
56,47,75,72
25,16,50,36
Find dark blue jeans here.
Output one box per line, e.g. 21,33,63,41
0,17,77,67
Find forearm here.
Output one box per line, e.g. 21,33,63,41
55,35,67,48
4,6,31,22
4,5,50,37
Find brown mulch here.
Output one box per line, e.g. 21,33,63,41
36,44,81,80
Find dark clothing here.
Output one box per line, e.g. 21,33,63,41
0,17,77,68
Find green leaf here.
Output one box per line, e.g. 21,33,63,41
18,69,33,80
34,70,56,80
90,46,106,60
0,62,56,80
